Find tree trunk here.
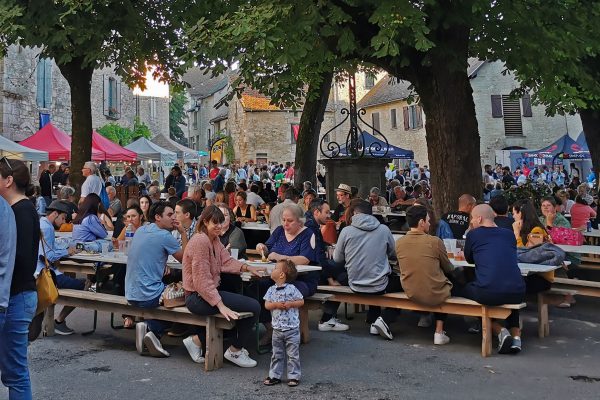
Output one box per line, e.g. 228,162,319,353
410,29,482,217
580,108,600,175
294,70,334,191
58,60,95,194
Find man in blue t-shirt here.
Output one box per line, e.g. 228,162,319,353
126,201,183,358
453,204,525,355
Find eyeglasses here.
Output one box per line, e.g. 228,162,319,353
1,157,13,174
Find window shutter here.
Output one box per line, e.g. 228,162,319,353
116,80,121,118
44,60,52,108
491,95,503,118
403,106,409,130
390,109,397,128
103,75,110,116
372,112,380,133
522,94,532,117
36,60,45,107
416,105,423,128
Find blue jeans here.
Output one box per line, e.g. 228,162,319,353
0,291,37,400
55,274,85,290
128,295,168,338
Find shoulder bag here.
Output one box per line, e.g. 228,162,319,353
36,232,59,315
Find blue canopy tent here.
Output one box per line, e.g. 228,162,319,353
330,131,414,159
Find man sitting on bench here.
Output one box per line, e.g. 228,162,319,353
452,204,526,354
125,201,183,357
333,199,401,340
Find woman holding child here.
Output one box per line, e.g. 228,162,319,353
182,205,262,368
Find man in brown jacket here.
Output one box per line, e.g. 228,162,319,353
395,205,455,345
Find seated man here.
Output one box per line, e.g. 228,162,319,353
453,204,526,354
333,199,400,340
396,206,454,345
125,201,183,357
106,186,122,219
368,187,389,207
489,195,514,231
441,194,476,239
390,186,415,209
304,199,349,332
37,200,86,335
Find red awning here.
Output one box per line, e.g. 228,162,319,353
19,123,105,161
92,131,137,161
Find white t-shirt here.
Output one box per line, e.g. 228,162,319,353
81,174,103,197
246,191,265,208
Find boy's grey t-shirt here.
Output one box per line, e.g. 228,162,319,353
263,283,303,331
125,223,180,302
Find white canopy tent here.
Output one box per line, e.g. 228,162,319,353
125,138,177,185
0,135,48,161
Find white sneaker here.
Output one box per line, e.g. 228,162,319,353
434,331,450,345
143,332,170,357
418,314,432,328
372,317,393,340
369,325,379,335
318,317,350,332
135,322,148,355
183,336,204,363
224,347,257,368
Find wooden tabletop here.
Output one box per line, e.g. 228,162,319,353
450,259,564,276
241,222,270,231
66,252,181,268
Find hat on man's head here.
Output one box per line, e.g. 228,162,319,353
336,183,352,194
46,200,72,215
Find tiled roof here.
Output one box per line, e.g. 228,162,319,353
357,75,413,109
468,58,486,78
240,88,282,111
182,68,233,98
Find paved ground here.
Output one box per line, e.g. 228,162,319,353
10,292,599,400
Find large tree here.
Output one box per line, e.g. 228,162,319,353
0,0,201,189
169,86,188,146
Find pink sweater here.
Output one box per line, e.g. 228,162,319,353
183,232,244,306
569,203,597,229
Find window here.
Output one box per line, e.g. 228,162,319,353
103,76,121,119
291,124,299,144
256,153,268,165
150,98,157,120
371,112,380,133
502,95,523,136
323,133,330,143
491,95,503,118
522,94,533,117
36,58,52,109
364,74,375,89
390,109,397,129
402,105,423,130
192,111,198,129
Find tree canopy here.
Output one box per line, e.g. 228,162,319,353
169,87,188,145
97,117,152,146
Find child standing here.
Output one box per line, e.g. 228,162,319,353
263,260,304,387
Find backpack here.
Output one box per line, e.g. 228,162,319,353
99,183,110,210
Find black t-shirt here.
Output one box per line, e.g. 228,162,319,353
494,215,515,231
441,211,471,239
11,199,40,296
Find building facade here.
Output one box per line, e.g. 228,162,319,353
0,45,169,142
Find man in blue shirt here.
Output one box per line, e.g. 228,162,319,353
126,201,183,357
38,200,85,335
453,204,525,354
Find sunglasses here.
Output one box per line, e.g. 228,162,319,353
1,157,13,174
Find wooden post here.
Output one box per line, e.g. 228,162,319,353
299,305,310,344
42,305,55,336
204,316,223,371
481,306,492,357
537,292,549,338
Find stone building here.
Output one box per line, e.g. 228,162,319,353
0,45,169,142
357,59,583,166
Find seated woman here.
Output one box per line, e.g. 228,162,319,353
256,204,319,343
72,193,108,245
570,195,597,230
224,181,237,210
98,203,114,231
139,195,152,223
233,191,257,223
300,189,317,212
216,203,247,259
512,199,553,294
182,206,261,368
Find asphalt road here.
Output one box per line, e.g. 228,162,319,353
8,295,600,400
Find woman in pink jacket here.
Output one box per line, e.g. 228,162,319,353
182,205,262,368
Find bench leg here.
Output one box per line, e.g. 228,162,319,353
300,305,310,344
42,305,55,337
537,293,549,338
204,316,224,372
481,307,492,357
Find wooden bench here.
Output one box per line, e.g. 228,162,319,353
536,288,578,338
316,285,525,357
553,277,600,297
47,289,252,371
299,293,333,344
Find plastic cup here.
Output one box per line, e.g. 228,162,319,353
118,240,126,253
101,242,110,254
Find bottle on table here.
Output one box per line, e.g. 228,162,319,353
125,223,134,255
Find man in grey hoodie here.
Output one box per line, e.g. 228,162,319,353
333,199,401,340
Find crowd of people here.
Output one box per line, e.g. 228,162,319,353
1,155,593,398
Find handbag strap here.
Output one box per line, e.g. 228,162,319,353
39,230,51,270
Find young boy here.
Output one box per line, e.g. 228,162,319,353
263,260,304,387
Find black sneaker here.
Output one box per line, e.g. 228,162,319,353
55,320,75,336
497,329,513,354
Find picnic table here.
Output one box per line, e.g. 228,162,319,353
556,244,600,255
55,231,113,239
450,259,564,276
66,252,181,268
240,222,270,231
240,222,270,248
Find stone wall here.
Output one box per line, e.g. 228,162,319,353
0,45,170,142
472,61,582,163
186,85,228,152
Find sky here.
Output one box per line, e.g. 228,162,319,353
132,69,169,98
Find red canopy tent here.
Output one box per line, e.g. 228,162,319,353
19,123,105,161
91,131,137,161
